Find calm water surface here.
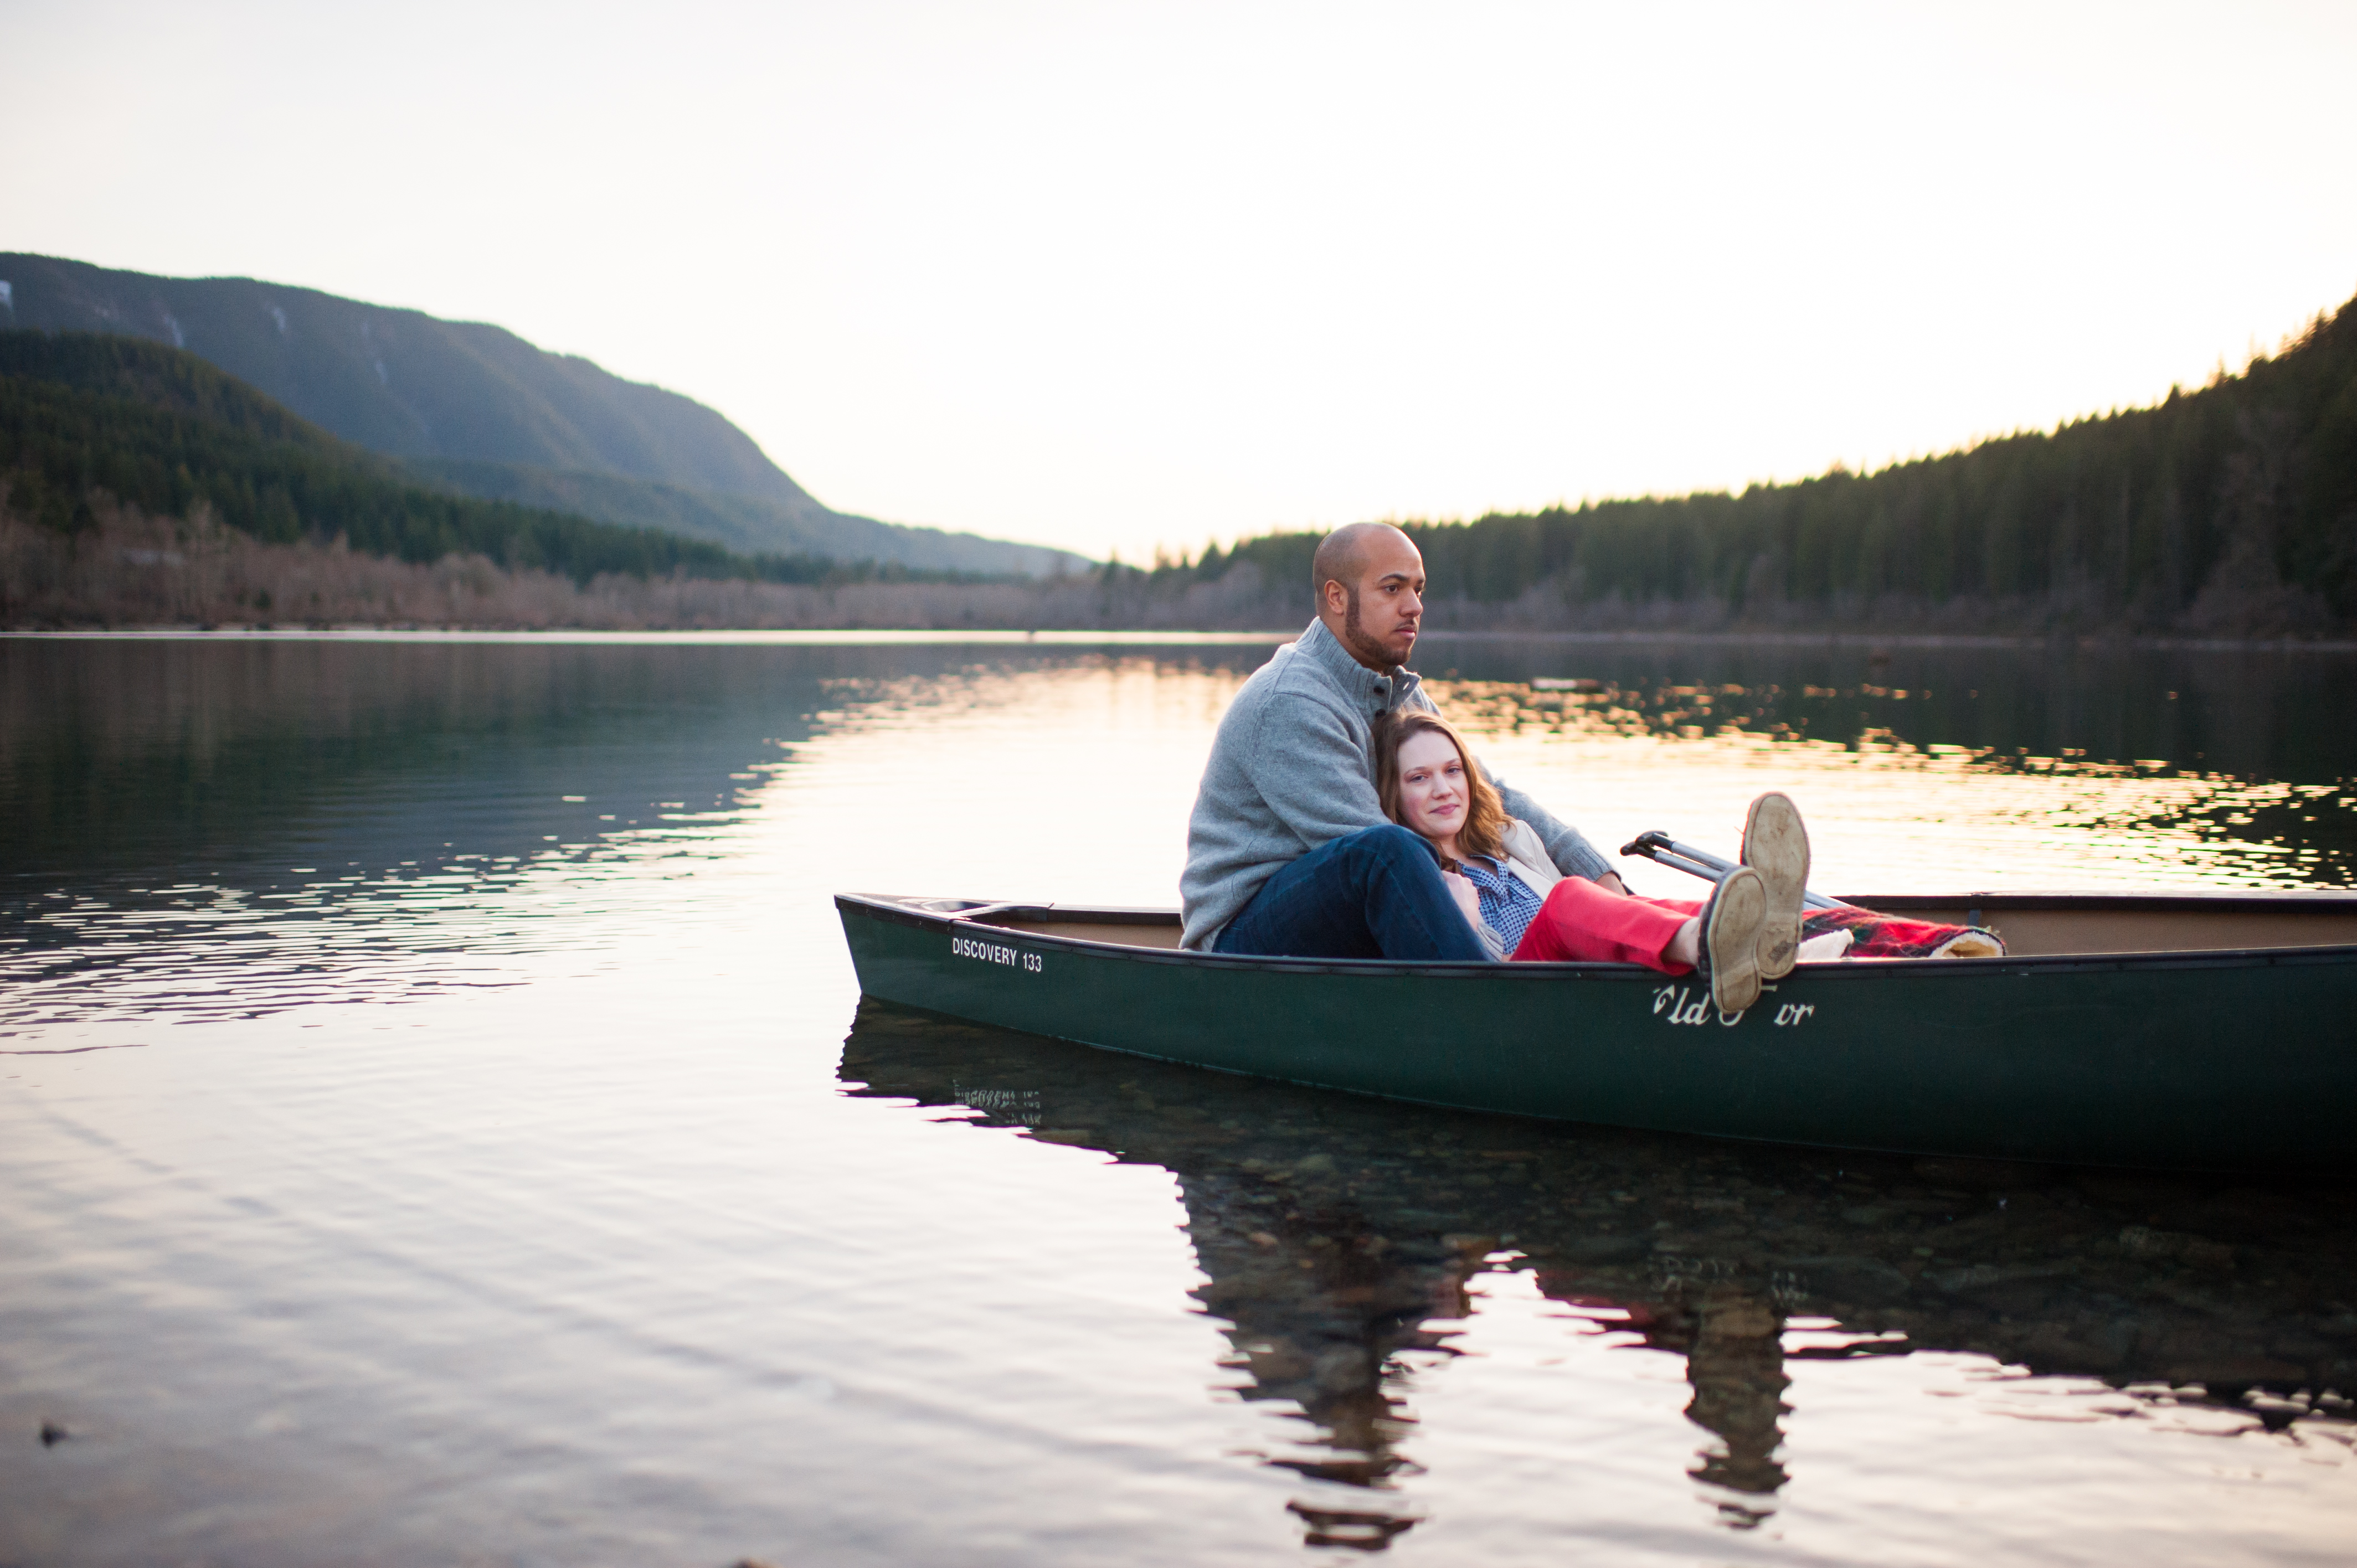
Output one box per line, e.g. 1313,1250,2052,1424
3,632,2355,1565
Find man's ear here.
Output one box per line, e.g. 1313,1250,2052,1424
1319,578,1346,616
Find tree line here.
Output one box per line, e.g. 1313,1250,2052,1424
11,291,2355,637
0,332,973,590
1130,289,2357,636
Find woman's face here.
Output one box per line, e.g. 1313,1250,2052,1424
1393,729,1469,844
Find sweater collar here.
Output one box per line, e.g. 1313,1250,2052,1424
1296,618,1422,710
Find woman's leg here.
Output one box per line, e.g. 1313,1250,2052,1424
1511,879,1701,969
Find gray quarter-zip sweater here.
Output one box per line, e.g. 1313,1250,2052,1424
1179,620,1613,949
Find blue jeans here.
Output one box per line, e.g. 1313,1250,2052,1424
1213,824,1491,961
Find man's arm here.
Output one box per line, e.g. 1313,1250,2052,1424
1493,775,1619,886
1247,694,1396,848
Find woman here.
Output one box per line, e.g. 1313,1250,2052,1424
1372,710,2000,1007
1373,709,1730,977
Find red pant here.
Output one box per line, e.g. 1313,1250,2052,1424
1511,881,1984,967
1510,878,1702,971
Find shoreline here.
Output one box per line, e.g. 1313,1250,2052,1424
7,625,2356,654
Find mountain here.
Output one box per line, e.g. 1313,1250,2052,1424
2,331,829,584
0,253,1087,576
402,458,1085,577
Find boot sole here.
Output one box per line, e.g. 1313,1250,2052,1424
1704,867,1767,1015
1742,792,1810,982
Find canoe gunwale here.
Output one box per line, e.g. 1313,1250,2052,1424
836,891,2357,981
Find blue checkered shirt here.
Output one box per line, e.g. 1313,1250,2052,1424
1455,856,1543,955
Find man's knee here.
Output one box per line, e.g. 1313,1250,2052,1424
1333,823,1442,886
1336,822,1432,864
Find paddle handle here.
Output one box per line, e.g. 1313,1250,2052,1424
1618,831,1843,911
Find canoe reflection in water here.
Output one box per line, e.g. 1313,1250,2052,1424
839,999,2357,1548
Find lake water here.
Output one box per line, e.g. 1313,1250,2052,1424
4,630,2354,1566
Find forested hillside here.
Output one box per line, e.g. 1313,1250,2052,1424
0,333,903,588
405,456,1088,578
1136,290,2357,637
0,254,1088,577
0,254,820,502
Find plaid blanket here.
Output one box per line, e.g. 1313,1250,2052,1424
1800,904,2004,960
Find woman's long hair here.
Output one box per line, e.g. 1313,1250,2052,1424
1373,709,1509,866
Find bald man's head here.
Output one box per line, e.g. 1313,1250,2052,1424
1310,523,1402,602
1313,523,1426,671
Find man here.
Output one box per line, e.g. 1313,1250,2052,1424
1180,522,1624,960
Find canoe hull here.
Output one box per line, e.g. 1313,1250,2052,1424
836,894,2357,1173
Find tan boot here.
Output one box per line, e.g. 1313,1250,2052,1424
1697,866,1768,1015
1741,793,1810,982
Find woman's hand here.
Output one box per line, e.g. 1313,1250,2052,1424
1439,866,1483,925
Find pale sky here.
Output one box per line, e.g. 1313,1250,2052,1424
5,0,2354,560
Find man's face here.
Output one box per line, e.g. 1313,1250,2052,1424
1325,534,1426,670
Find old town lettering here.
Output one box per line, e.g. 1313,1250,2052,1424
1650,983,1746,1027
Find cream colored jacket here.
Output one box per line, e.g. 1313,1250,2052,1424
1492,818,1564,899
1453,817,1564,960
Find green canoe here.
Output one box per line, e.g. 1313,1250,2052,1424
835,890,2357,1173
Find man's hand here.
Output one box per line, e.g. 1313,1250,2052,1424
1593,871,1628,897
1439,866,1483,926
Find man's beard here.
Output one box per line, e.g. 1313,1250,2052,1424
1340,585,1408,670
